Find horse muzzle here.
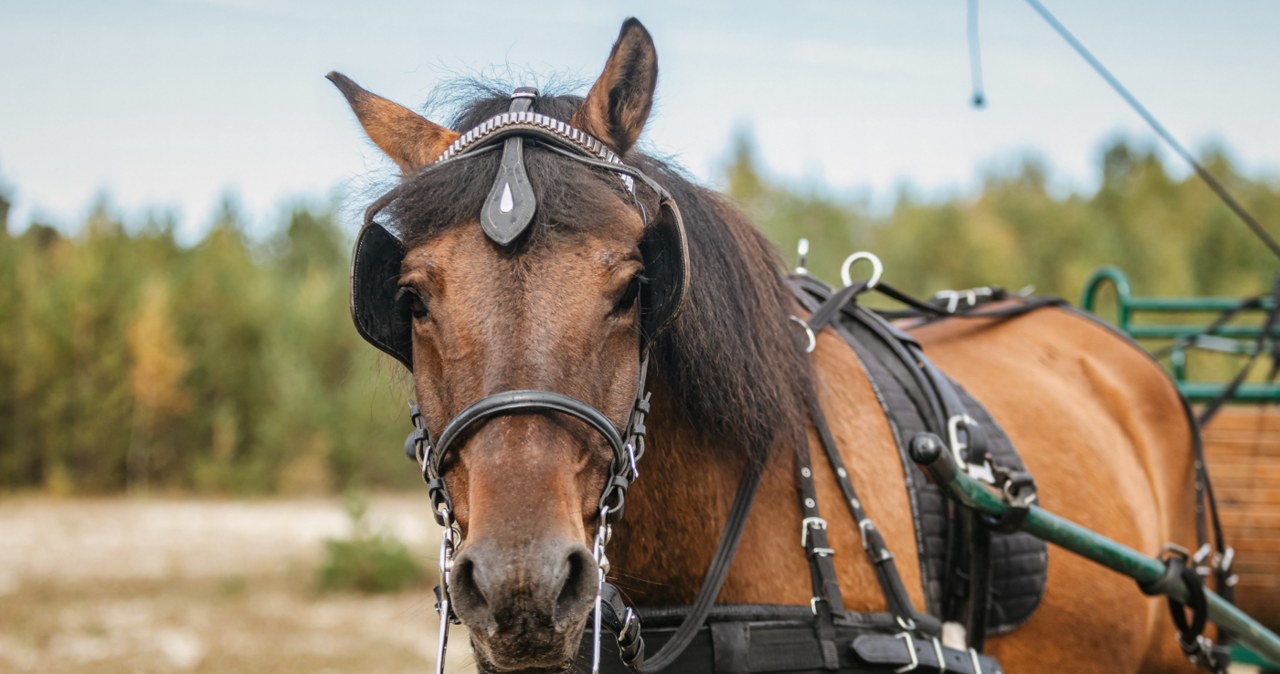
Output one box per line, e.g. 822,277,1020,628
451,537,598,672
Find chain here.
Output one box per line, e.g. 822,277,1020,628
591,505,612,674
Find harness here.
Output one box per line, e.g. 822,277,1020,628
347,86,1188,674
575,273,1059,674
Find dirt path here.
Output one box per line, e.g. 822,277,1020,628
0,494,475,673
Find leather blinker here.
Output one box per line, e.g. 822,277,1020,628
350,221,413,368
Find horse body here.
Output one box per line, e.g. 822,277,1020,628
331,18,1201,673
614,306,1199,673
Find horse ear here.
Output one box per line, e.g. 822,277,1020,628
327,71,459,174
571,18,658,155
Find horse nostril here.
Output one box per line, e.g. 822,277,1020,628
449,554,488,617
555,545,598,623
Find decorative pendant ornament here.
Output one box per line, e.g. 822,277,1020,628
479,88,539,245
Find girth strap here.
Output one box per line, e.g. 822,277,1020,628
584,611,1005,673
851,633,1004,674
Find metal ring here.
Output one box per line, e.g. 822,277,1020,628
840,251,883,290
788,315,816,353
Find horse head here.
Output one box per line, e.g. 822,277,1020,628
331,19,681,672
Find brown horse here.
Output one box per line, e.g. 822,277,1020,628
330,18,1200,674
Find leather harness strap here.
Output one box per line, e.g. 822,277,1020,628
629,457,764,673
794,414,844,670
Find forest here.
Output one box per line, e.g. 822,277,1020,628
2,136,1276,494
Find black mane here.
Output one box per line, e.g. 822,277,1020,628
371,85,809,462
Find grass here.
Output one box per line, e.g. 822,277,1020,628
316,489,429,595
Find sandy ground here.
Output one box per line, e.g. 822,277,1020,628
0,494,476,674
0,495,1264,674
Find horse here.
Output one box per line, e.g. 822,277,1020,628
328,18,1200,674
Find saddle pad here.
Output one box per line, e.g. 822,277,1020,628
791,278,1048,635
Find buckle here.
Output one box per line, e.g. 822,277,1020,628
893,632,918,673
625,442,640,480
946,415,992,481
930,637,947,673
801,516,828,548
969,648,984,674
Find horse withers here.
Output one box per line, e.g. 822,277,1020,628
330,18,1201,674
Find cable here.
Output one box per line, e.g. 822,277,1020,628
968,0,987,108
1023,0,1280,260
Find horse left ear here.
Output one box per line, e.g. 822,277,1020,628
326,71,459,175
571,18,658,155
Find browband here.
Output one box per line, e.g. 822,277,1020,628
437,88,636,245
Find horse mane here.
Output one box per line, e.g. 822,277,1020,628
373,82,810,464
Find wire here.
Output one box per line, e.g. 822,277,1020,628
968,0,987,108
1023,0,1280,260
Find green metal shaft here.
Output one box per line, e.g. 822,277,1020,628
933,460,1280,664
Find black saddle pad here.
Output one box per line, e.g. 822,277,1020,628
791,277,1048,634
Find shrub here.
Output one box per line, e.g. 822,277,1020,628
317,490,426,594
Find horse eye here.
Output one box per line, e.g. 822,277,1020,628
611,276,641,317
395,286,429,320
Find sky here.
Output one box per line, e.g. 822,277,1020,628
2,0,1278,242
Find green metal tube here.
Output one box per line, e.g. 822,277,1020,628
923,454,1280,665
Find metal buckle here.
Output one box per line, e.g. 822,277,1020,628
946,414,994,482
801,516,828,548
857,518,876,550
969,648,983,674
894,632,919,673
946,414,975,459
625,442,640,480
931,637,947,673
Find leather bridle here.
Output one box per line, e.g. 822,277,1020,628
363,88,688,674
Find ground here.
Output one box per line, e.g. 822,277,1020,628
0,494,475,673
0,494,1262,673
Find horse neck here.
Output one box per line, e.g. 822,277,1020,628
607,372,816,607
609,330,928,613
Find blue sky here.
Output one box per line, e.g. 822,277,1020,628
2,0,1278,241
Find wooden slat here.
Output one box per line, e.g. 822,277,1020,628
1196,407,1280,631
1204,463,1280,482
1201,407,1280,431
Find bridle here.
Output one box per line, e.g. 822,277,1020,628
348,88,690,674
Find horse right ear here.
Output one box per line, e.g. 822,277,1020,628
326,72,459,175
571,18,659,156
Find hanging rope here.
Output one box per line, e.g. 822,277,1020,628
1021,0,1280,260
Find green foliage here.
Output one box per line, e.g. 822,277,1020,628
1,134,1276,494
317,490,426,594
0,189,416,494
723,135,1278,303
